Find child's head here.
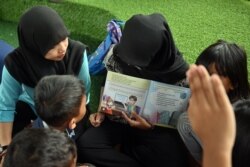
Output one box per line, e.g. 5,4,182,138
3,128,77,167
128,95,137,105
196,40,250,101
35,75,86,130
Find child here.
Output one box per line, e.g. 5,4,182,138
32,75,95,167
33,75,86,140
177,40,250,164
2,128,77,167
186,64,235,167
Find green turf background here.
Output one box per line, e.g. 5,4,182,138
1,0,250,112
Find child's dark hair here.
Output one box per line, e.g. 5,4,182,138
232,99,250,167
129,95,137,101
3,128,77,167
34,75,85,128
196,40,250,101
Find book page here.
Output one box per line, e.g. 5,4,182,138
141,81,190,128
100,71,150,116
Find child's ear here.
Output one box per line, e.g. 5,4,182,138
68,118,77,130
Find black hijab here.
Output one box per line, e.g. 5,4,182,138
113,13,188,84
5,6,86,88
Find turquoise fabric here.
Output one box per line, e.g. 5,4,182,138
0,50,91,122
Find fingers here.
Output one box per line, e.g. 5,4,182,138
95,112,105,123
211,75,231,110
130,111,144,121
89,113,105,127
122,111,152,129
198,65,218,109
121,112,134,125
188,65,218,112
187,65,208,120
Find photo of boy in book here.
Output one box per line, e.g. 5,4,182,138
125,95,140,115
101,94,141,118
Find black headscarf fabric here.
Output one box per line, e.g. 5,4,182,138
113,13,189,84
4,6,86,87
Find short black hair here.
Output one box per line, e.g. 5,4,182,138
129,95,137,101
196,40,250,101
3,128,76,167
34,75,85,127
232,99,250,167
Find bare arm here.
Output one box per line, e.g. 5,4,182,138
0,122,13,146
0,122,13,165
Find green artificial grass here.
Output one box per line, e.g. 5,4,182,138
1,0,250,112
0,0,117,51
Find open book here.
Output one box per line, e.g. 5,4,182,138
100,71,191,128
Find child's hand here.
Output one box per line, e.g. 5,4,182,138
89,112,105,127
122,111,153,130
187,65,236,165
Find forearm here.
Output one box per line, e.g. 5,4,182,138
203,148,232,167
0,122,13,146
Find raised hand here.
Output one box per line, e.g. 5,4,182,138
187,65,236,167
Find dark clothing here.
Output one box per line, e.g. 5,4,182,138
77,119,188,167
77,118,142,167
78,13,189,167
12,101,37,137
123,126,189,167
113,13,189,84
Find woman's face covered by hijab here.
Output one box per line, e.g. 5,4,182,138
115,13,176,70
18,5,69,58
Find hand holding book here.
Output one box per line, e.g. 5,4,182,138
121,111,153,130
89,112,105,127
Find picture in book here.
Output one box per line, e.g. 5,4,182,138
100,71,191,128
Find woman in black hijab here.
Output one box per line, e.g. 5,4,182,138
0,6,91,147
78,13,189,167
105,13,188,84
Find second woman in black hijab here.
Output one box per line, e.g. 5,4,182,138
77,13,189,167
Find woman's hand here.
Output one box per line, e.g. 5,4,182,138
89,112,105,127
122,111,153,130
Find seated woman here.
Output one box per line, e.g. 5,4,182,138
177,40,250,164
77,13,189,167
